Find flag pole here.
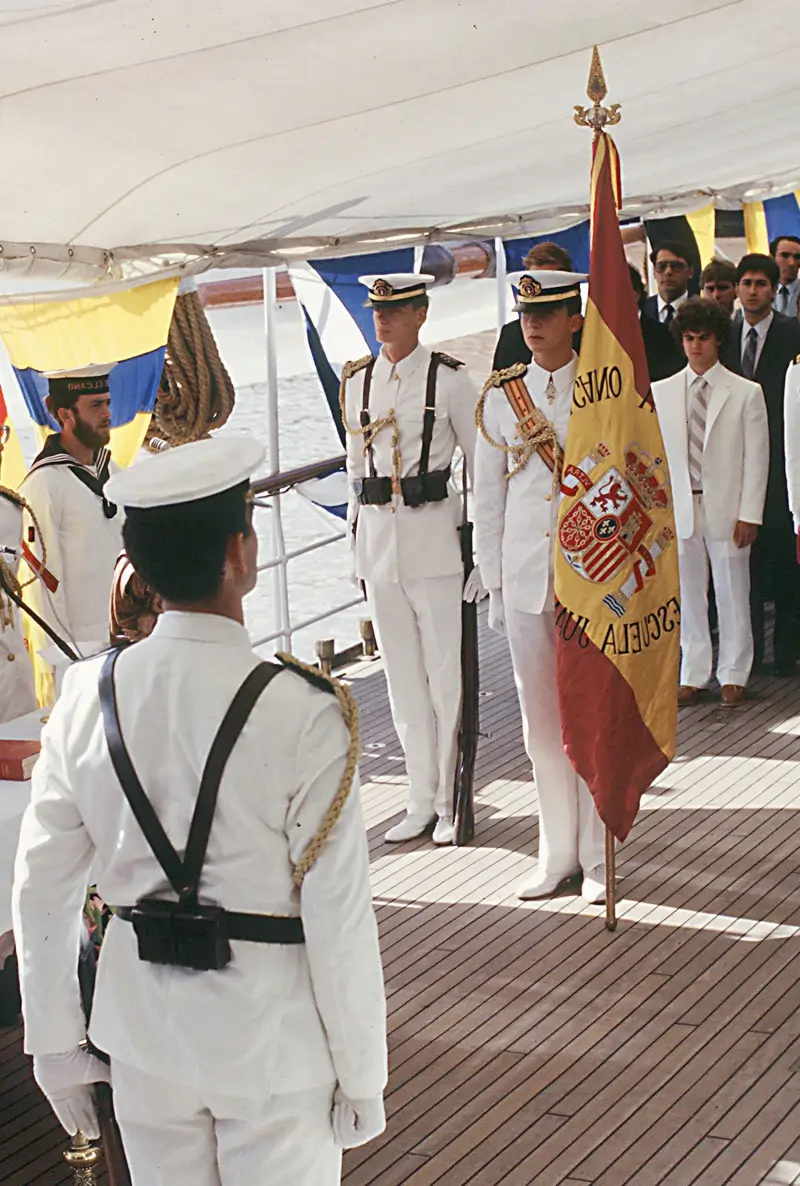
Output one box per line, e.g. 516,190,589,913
575,46,623,934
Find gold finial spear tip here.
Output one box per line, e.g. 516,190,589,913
586,45,607,104
574,45,622,132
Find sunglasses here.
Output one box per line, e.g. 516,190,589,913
654,260,689,274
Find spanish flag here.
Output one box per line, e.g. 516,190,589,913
554,132,680,842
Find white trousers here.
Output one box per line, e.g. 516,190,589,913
112,1060,341,1186
368,574,463,817
506,606,605,877
678,495,753,688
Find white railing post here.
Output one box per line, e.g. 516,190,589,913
263,267,292,652
495,236,507,335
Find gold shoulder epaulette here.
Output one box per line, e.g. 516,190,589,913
0,485,25,511
276,651,359,888
481,362,527,397
276,651,336,695
435,351,464,370
795,353,800,365
341,354,374,383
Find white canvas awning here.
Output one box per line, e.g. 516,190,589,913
0,0,797,277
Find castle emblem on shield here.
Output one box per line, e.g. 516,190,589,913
559,442,674,614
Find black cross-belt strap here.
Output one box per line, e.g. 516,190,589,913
358,358,378,478
99,650,283,903
419,352,443,477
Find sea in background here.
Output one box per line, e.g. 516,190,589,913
206,275,501,659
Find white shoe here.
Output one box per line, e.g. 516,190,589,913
516,866,581,901
384,813,436,843
432,816,455,846
582,864,607,905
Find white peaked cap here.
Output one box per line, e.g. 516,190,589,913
105,435,266,509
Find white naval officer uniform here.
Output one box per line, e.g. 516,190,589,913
21,443,122,665
0,490,36,722
653,362,768,690
13,438,387,1186
343,334,478,834
474,282,605,895
784,356,800,534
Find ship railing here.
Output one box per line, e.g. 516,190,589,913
248,452,363,655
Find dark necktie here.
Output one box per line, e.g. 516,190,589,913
779,285,789,311
742,326,758,379
664,304,675,324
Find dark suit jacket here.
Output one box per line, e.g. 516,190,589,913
721,310,800,521
640,296,687,380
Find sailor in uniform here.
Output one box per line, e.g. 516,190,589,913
473,271,606,904
340,273,484,846
0,429,36,721
12,436,387,1185
20,365,123,676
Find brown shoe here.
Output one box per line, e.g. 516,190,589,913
720,684,745,707
678,685,700,706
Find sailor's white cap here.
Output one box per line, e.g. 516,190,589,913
105,435,265,510
359,273,435,306
509,270,588,312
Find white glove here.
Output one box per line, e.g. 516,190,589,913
487,588,506,636
33,1047,111,1140
463,566,489,603
332,1086,386,1148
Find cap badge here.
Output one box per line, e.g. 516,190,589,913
372,278,394,298
518,276,542,300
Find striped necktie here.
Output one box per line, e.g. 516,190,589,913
742,326,758,379
687,376,709,491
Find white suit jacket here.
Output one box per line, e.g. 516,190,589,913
343,343,477,584
12,611,387,1101
785,359,800,531
474,356,576,614
21,462,122,649
652,363,769,541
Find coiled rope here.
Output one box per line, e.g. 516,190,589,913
147,286,236,450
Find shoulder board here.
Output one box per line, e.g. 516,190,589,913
0,485,25,511
341,354,374,382
276,651,336,695
433,351,464,370
481,362,527,396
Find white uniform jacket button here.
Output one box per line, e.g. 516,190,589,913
6,653,15,662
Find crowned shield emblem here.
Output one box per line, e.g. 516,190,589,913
518,275,542,300
559,464,653,584
372,278,393,298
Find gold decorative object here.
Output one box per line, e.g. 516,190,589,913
64,1130,101,1183
573,45,622,132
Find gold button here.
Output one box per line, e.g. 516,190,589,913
545,494,552,502
6,653,15,662
545,531,550,538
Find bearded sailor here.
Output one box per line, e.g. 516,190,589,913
473,270,606,903
12,435,387,1186
341,273,485,846
20,365,123,676
0,428,36,721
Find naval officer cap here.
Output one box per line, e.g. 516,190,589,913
359,273,435,308
105,435,266,511
46,363,116,411
509,270,588,313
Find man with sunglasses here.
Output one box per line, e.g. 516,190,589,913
771,236,800,318
641,241,691,378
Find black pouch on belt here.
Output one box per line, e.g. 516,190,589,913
129,898,231,971
355,475,392,505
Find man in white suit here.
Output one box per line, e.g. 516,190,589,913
653,298,769,707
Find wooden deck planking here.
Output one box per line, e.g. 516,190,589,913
3,610,800,1183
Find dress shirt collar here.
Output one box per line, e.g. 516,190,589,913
686,360,724,391
527,353,578,403
742,311,773,343
375,342,428,383
657,291,688,319
149,610,252,648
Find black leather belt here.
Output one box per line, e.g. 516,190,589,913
113,906,305,945
355,466,451,507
